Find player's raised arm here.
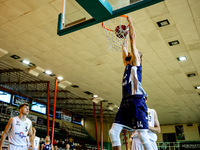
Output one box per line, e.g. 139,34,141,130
127,16,141,66
122,39,129,67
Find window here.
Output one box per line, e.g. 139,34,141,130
0,91,11,104
31,102,46,115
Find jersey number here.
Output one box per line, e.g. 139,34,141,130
25,126,28,132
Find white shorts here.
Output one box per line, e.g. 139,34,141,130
8,144,28,150
132,138,158,150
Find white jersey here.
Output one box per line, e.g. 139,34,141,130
132,109,157,141
9,116,31,146
27,136,40,150
147,108,157,141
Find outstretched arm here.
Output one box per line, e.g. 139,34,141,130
149,110,161,134
122,39,129,67
127,16,141,66
0,118,13,149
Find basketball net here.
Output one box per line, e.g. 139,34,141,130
102,16,129,52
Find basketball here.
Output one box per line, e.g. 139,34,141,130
115,25,129,38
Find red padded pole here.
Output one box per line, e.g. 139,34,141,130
51,79,58,143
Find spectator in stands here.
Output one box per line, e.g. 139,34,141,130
65,137,69,145
69,136,74,150
69,136,74,145
65,137,70,150
53,139,58,150
57,139,65,149
66,143,70,150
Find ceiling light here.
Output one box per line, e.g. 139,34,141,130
157,19,170,27
177,56,187,61
10,55,20,59
45,70,52,75
21,60,36,67
57,76,63,80
22,60,30,65
93,95,98,98
168,40,179,46
195,86,200,89
187,73,196,77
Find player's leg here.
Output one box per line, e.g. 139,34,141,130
137,130,152,150
150,140,158,150
109,123,123,150
132,137,144,150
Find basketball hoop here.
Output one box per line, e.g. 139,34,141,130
102,15,129,52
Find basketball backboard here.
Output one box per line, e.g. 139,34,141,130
57,0,164,36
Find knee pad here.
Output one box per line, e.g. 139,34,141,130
109,124,122,147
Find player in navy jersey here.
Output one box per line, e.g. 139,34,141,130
109,16,152,150
41,136,54,150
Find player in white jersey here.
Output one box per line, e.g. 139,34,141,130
0,103,33,150
27,127,40,150
128,102,160,150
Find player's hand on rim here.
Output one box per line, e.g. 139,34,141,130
127,16,132,23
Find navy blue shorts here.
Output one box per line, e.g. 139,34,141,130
114,95,148,129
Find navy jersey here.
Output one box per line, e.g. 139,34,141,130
122,63,143,98
137,64,142,83
43,143,52,150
